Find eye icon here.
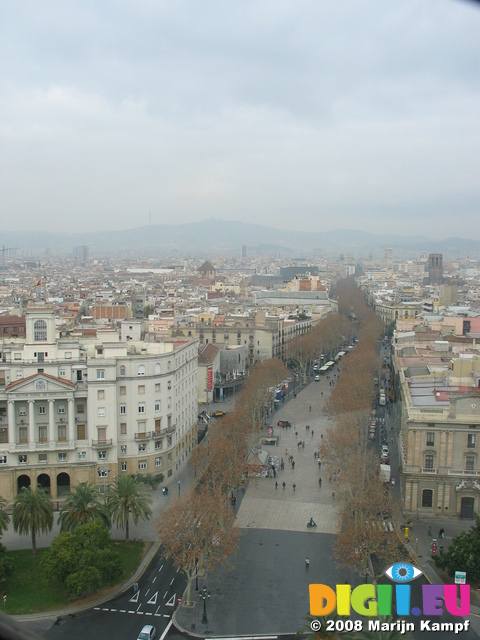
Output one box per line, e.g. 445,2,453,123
384,563,423,583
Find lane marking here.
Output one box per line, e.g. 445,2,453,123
165,594,176,608
158,564,164,572
129,591,139,603
160,619,173,639
152,576,157,583
147,591,158,605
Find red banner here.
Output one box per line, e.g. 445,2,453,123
207,366,213,390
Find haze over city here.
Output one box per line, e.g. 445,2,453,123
1,0,480,239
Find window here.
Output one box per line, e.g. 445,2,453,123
138,443,146,452
466,457,475,471
422,489,433,507
167,380,172,390
0,428,7,443
121,462,127,471
138,403,145,414
0,455,7,465
77,404,84,413
98,407,106,417
155,418,162,433
18,455,27,463
138,460,147,470
138,385,145,394
120,386,126,395
16,370,22,378
155,400,161,412
97,390,105,400
58,453,67,462
59,369,66,377
98,468,108,478
137,365,146,376
426,432,435,446
38,454,47,464
78,451,86,460
98,451,106,460
77,424,86,440
120,445,127,454
19,406,26,416
38,426,47,443
58,405,66,414
155,440,162,449
65,351,72,359
120,367,126,376
19,427,27,443
34,319,47,342
120,404,126,415
167,397,171,409
38,405,46,415
58,425,66,441
155,457,162,468
155,364,161,375
96,369,105,379
468,434,476,448
425,454,434,469
120,422,127,435
167,452,172,462
155,383,161,392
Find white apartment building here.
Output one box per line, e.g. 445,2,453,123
0,307,198,503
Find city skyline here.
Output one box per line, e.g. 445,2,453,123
1,0,480,238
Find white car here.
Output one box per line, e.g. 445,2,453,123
137,625,156,640
315,374,320,381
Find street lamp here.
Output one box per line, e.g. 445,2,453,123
178,480,181,497
195,557,199,591
199,585,210,624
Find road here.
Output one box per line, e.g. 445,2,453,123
43,549,186,640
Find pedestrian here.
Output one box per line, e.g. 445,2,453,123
311,430,314,437
295,431,298,438
309,405,312,412
275,481,278,490
305,557,310,569
133,582,138,595
292,460,295,469
427,526,432,536
302,441,305,448
314,451,317,460
282,481,286,490
305,425,308,432
318,477,322,487
293,483,296,491
318,460,321,468
439,528,445,538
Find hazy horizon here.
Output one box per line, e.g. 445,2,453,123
1,1,480,239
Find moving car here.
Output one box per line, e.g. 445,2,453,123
137,625,156,640
213,410,225,417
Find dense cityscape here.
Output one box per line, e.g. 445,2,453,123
0,243,478,639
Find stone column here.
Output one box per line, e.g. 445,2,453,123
48,399,55,444
28,400,35,447
68,398,75,443
7,400,15,447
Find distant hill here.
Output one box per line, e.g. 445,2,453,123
1,220,479,259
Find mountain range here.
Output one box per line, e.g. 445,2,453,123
2,221,479,259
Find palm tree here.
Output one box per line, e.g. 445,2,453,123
107,475,152,541
0,496,10,536
12,487,53,555
58,482,110,532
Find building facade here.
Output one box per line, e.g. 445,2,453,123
0,307,198,503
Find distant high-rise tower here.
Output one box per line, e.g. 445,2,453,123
384,248,393,270
74,245,89,262
132,291,145,318
241,244,247,258
428,253,443,284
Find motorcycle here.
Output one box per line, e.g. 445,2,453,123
307,520,317,528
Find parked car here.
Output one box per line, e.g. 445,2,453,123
213,410,225,417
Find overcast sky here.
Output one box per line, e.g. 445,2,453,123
1,0,479,239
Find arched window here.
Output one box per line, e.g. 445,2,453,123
137,365,146,376
154,363,161,375
34,320,47,342
120,367,126,377
421,489,433,508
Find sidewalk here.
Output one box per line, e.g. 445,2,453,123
173,371,350,637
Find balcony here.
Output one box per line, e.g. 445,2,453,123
166,424,176,434
134,432,152,441
448,469,480,477
152,429,167,439
421,468,438,474
91,439,113,448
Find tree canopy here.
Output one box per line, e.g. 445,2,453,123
107,475,152,541
12,487,53,555
41,521,121,597
58,482,110,532
436,514,480,583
